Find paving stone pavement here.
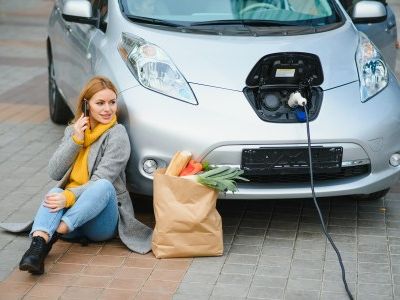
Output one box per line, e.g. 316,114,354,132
0,0,399,299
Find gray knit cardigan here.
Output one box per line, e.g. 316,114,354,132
2,124,153,254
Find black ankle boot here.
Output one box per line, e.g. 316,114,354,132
19,236,48,275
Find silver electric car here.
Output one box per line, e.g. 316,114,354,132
48,0,400,200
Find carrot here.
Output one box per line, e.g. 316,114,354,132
191,162,203,174
179,159,203,176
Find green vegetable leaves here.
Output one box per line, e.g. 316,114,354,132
201,161,212,171
197,166,249,193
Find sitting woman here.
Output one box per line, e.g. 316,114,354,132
19,76,152,275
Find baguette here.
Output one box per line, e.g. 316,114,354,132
165,151,192,176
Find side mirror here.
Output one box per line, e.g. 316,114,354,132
352,1,387,24
62,0,98,27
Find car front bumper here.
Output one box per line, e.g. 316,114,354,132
119,76,400,199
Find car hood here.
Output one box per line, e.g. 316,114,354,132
121,21,360,91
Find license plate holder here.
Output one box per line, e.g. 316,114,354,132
241,147,343,176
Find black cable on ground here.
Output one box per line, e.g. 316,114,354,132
303,106,354,300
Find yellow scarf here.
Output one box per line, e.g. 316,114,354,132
63,115,117,207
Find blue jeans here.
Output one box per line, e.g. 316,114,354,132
30,179,118,242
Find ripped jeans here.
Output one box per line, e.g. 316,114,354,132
30,179,118,241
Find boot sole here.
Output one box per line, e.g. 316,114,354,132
19,262,44,275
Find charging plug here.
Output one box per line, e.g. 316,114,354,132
295,107,306,122
288,91,307,108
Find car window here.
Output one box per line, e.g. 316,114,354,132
121,0,341,26
287,0,333,16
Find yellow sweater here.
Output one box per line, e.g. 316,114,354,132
63,116,117,207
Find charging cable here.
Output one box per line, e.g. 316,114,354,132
288,92,354,300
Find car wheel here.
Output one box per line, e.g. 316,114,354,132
48,55,72,124
131,193,153,213
353,188,390,201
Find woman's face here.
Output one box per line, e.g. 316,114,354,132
88,88,117,125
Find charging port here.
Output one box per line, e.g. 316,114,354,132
244,52,324,123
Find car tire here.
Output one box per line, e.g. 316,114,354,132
352,188,390,201
131,193,153,213
48,52,73,124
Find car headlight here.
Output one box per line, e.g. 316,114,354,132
118,32,197,105
356,32,388,102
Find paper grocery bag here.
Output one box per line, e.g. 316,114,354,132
152,169,223,258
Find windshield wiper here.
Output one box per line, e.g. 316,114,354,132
125,15,184,28
190,19,297,27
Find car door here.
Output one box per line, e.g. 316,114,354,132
61,0,105,108
49,0,74,100
340,0,397,70
84,0,109,77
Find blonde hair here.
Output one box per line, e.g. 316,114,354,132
72,76,118,123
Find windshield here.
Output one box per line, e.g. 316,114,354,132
120,0,341,27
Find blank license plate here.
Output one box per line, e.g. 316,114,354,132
241,147,343,175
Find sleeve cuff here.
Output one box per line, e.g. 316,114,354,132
63,190,76,208
72,135,84,145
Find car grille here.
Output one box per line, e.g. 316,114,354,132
245,165,370,183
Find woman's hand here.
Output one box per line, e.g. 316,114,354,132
43,193,67,213
73,113,89,141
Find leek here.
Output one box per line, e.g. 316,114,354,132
183,166,249,193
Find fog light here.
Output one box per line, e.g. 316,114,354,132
143,159,158,174
390,154,400,167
